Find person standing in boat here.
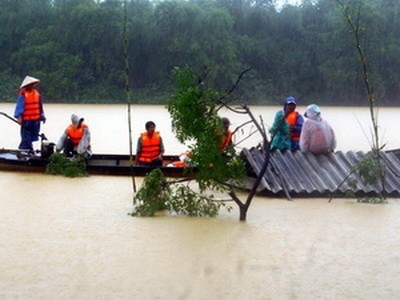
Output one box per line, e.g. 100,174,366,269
14,76,46,151
56,114,91,158
300,104,336,154
136,121,165,166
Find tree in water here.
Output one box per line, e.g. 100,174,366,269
334,0,387,203
131,66,272,221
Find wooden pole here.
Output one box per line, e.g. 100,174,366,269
124,0,136,192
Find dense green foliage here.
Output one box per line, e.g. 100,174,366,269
130,169,230,217
130,169,170,216
167,66,246,191
357,154,384,186
46,152,88,177
1,0,399,105
131,67,244,218
344,153,387,203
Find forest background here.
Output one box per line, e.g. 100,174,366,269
0,0,399,106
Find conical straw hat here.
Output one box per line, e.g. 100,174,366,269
20,76,40,89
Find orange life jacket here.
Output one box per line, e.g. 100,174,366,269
20,89,41,121
171,152,191,168
138,131,161,163
67,124,88,146
285,111,300,142
171,161,187,168
220,130,233,151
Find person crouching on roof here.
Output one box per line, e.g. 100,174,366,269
283,96,304,151
56,114,91,158
300,104,336,154
136,121,165,166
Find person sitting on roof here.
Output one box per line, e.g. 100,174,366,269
136,121,165,166
300,104,336,154
270,96,303,151
269,110,291,151
283,96,304,151
56,114,91,158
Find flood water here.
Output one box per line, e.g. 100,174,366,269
1,103,400,299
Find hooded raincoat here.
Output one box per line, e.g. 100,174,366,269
283,96,303,151
299,104,336,154
270,96,303,151
56,114,91,156
269,110,291,151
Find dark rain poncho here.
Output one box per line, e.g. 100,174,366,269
269,110,291,151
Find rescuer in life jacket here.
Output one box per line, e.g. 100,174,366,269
219,117,233,152
283,96,304,151
14,75,46,151
136,121,165,166
56,114,91,158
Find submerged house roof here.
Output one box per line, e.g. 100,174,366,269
241,147,400,198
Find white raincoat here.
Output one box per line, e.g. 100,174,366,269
300,104,336,154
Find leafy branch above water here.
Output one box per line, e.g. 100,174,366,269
129,169,231,217
131,66,271,221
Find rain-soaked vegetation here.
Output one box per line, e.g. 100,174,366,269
0,0,399,105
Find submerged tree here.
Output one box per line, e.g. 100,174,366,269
131,66,272,221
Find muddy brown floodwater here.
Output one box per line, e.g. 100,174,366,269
1,104,400,298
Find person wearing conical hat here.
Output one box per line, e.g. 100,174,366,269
13,76,46,151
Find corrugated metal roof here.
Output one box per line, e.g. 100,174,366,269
242,147,400,198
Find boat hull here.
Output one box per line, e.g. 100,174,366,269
0,149,191,177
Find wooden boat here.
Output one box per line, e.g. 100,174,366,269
0,148,192,177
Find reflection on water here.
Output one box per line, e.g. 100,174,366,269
1,103,399,153
1,104,400,298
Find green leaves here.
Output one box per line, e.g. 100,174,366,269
167,66,246,192
130,169,170,216
46,153,88,177
132,66,246,218
2,0,400,104
168,67,218,142
130,169,231,217
357,154,384,186
168,185,230,217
